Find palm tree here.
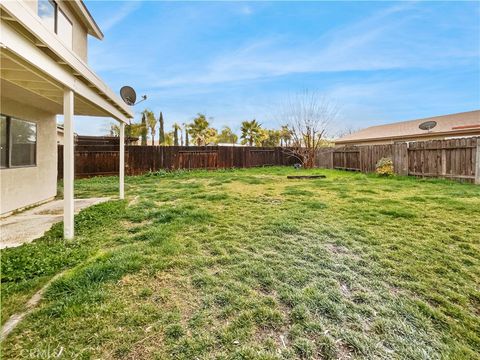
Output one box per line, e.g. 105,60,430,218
143,109,156,145
182,122,188,146
217,126,238,144
109,122,144,138
240,119,262,146
188,113,210,146
280,125,292,147
172,123,181,146
164,131,174,146
205,127,218,145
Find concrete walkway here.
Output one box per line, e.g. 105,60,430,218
0,198,109,249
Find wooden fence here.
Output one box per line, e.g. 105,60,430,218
316,137,480,183
58,138,480,183
57,145,296,179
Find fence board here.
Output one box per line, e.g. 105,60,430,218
58,138,478,183
58,145,297,179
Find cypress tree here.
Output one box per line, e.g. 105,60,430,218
173,125,179,146
158,112,165,145
141,112,147,145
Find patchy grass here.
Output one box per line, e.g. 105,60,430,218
1,167,479,359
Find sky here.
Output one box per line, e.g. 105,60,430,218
75,0,480,137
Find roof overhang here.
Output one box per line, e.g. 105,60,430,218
69,1,104,40
335,129,480,145
0,1,133,122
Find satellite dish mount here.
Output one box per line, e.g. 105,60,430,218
120,86,147,106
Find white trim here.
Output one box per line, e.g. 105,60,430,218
0,1,132,120
119,122,125,199
63,88,74,239
69,0,104,40
1,22,130,123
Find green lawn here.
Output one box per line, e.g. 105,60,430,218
1,167,479,359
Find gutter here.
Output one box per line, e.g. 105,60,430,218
335,129,480,145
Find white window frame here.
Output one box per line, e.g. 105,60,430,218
38,0,73,48
0,114,37,169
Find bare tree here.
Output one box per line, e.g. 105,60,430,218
336,125,359,139
280,91,339,168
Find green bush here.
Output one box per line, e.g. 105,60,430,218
375,157,394,176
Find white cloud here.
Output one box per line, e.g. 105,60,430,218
148,2,477,89
99,1,142,32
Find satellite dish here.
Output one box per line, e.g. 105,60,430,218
419,120,437,131
120,86,147,106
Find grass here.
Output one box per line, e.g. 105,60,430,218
1,167,479,359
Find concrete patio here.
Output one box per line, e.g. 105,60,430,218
0,198,109,249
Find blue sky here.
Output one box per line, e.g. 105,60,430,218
76,0,480,137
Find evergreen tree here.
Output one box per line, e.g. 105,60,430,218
158,112,165,145
140,112,147,145
173,123,181,146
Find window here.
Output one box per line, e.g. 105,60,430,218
38,1,73,49
57,9,73,49
0,115,37,168
0,116,7,168
38,0,56,32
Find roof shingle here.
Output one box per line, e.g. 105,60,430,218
336,110,480,144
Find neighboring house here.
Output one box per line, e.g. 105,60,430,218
75,135,138,146
0,0,133,238
56,124,77,144
57,124,64,145
216,143,247,147
335,110,480,146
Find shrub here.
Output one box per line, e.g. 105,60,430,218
375,157,394,176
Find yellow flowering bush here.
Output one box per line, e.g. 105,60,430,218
376,157,394,176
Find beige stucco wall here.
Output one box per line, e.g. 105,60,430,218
58,1,88,62
21,0,89,62
0,98,57,215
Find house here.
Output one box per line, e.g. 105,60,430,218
56,124,65,145
74,135,138,146
0,0,134,238
335,110,480,146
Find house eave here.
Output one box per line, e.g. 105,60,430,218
69,0,104,40
335,129,480,145
0,1,132,122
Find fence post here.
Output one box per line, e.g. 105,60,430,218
393,142,408,176
441,147,447,177
475,138,480,185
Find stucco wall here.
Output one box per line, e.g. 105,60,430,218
0,98,57,215
22,0,89,62
58,1,89,62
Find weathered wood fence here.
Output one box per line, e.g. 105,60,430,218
316,137,480,183
58,145,296,179
58,137,480,183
